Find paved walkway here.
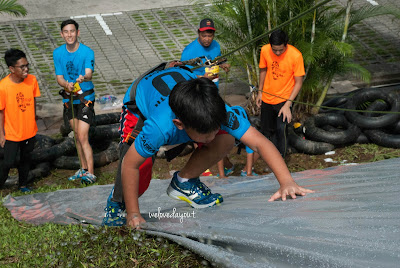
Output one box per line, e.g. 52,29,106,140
0,0,398,134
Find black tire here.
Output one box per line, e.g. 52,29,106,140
60,112,121,136
52,141,119,169
32,137,75,164
90,123,120,142
364,129,400,148
345,88,400,129
288,125,334,155
304,113,361,145
27,162,51,183
34,134,56,150
320,96,349,114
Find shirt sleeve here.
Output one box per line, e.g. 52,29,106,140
85,48,95,71
221,105,251,140
33,77,41,97
0,86,5,110
259,46,268,69
180,41,193,61
53,50,63,76
293,54,305,77
134,118,165,158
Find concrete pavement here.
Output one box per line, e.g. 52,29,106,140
0,0,398,135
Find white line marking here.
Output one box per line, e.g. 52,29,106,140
94,14,112,35
366,0,379,5
71,12,122,36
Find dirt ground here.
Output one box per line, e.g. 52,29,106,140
1,141,398,198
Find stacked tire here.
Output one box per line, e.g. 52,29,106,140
290,86,400,154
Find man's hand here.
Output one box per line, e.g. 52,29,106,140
220,63,230,73
0,135,5,148
268,182,314,201
278,102,293,123
256,91,263,108
126,212,146,229
65,81,74,93
75,75,85,84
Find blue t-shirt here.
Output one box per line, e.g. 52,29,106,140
53,43,95,103
123,67,251,158
230,106,254,154
180,39,221,80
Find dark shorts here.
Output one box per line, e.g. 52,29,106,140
64,101,95,125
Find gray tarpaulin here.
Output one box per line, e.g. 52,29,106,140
3,158,400,267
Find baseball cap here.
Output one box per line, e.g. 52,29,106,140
199,18,215,32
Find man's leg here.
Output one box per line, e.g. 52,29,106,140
0,140,18,188
76,120,93,174
180,133,235,179
18,137,35,187
69,117,88,171
276,113,289,157
260,102,276,142
167,133,235,208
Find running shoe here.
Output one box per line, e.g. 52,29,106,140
224,165,235,176
167,171,223,208
102,188,126,226
240,170,258,177
19,187,32,193
201,169,213,176
68,169,83,181
81,171,97,185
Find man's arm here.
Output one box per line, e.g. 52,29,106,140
240,126,314,201
256,68,267,108
121,144,147,229
0,109,5,148
76,68,93,83
56,75,74,92
278,76,303,123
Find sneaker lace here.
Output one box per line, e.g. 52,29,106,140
191,178,211,196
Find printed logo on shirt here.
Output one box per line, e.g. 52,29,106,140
272,61,286,80
16,92,32,112
66,61,79,81
140,135,157,154
224,111,239,130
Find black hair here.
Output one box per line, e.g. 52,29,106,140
60,19,79,31
169,78,227,134
4,48,26,67
269,29,289,46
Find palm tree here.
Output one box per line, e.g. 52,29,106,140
0,0,27,17
204,0,400,115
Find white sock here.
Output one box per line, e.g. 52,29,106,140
177,172,189,183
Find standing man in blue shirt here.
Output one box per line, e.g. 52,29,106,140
53,19,96,184
181,18,233,177
181,18,230,86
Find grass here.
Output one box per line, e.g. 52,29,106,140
0,169,208,267
0,204,207,267
1,142,399,266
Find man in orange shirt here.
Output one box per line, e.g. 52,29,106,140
0,49,41,192
256,30,305,157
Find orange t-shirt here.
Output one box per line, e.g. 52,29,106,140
0,74,41,141
259,44,305,104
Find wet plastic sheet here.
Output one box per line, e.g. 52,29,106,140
3,158,400,267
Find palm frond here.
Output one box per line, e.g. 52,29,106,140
0,0,27,17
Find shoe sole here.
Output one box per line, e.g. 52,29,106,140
166,185,223,209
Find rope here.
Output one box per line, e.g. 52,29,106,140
255,88,400,114
70,92,83,172
192,0,334,70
